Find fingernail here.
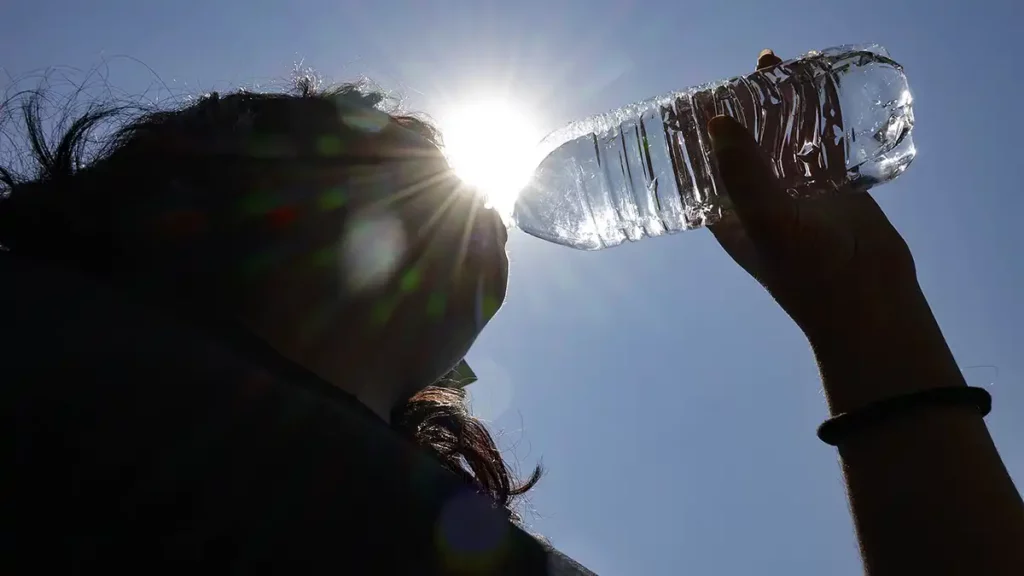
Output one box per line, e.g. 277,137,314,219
707,116,738,154
758,48,775,59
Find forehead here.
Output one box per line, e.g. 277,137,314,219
213,93,455,199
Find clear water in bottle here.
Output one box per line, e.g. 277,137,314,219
513,44,916,250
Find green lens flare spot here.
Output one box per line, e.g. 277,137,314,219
400,268,421,293
371,298,397,327
318,188,348,211
317,135,344,156
481,294,500,321
427,291,446,319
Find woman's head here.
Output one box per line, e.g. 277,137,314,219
1,77,537,513
2,79,508,408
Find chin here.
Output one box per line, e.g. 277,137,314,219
408,327,479,393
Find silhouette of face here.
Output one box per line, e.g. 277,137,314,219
224,98,509,397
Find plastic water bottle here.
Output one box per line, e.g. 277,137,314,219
513,44,916,250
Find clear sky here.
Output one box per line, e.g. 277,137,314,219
4,0,1023,573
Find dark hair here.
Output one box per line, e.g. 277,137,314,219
394,386,542,519
0,77,540,516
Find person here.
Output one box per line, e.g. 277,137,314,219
2,49,1022,574
1,76,541,513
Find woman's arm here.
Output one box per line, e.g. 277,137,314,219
706,50,1024,571
813,282,1024,575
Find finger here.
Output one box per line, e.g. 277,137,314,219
757,49,783,71
708,115,796,249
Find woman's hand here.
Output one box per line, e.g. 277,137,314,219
709,51,1024,576
707,49,952,415
707,49,919,345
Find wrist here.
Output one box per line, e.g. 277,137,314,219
806,283,966,415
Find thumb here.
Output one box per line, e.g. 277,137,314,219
708,115,795,248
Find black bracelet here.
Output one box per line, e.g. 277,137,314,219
817,386,992,447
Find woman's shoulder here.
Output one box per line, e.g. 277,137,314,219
542,542,598,576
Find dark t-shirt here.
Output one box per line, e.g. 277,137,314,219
2,254,595,575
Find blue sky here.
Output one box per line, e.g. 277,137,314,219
4,0,1023,573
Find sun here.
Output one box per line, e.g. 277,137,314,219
438,97,543,220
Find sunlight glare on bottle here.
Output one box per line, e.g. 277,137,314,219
439,97,543,222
